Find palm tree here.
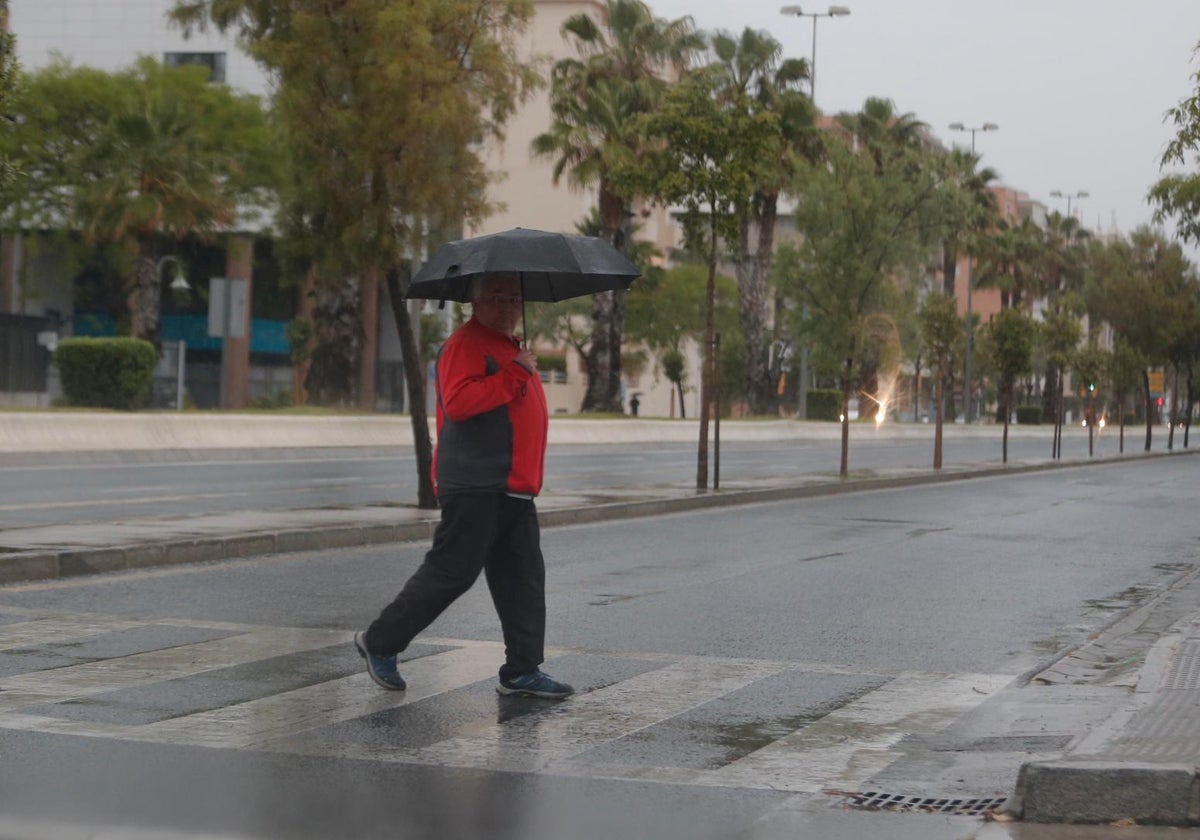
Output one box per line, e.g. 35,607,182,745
975,217,1043,310
532,0,703,413
836,97,927,174
77,58,274,345
709,27,815,414
1036,211,1091,311
1033,211,1090,420
940,147,997,297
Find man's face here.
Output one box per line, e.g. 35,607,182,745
473,274,522,334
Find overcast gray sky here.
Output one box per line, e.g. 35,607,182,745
648,0,1200,250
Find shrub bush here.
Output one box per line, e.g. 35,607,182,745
807,388,842,421
1015,405,1042,425
55,337,157,410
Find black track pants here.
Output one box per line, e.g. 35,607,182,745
364,492,545,681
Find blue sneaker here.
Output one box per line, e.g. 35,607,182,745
497,670,574,699
354,631,406,691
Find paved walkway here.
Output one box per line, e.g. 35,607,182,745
3,411,1200,825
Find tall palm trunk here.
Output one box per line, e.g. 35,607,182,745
582,184,627,413
736,191,778,414
129,236,162,346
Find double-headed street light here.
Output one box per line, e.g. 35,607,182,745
779,5,850,104
948,121,998,424
1049,189,1089,219
779,5,849,421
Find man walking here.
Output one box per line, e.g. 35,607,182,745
354,272,574,700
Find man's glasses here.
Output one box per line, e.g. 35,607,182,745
487,293,523,306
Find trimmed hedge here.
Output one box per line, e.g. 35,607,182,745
1015,406,1042,425
807,388,842,421
55,337,157,410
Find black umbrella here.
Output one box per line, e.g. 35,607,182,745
406,227,641,304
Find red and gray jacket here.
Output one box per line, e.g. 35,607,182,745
432,316,549,498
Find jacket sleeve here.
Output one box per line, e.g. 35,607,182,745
438,338,534,422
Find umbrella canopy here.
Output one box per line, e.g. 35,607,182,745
406,228,641,303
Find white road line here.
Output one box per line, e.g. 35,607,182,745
706,671,1015,792
0,614,149,651
139,641,505,749
363,658,793,772
0,627,345,710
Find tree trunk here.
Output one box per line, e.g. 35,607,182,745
581,290,613,412
942,243,957,296
358,266,379,411
1002,376,1010,464
840,355,853,478
675,379,686,419
589,184,629,415
1168,363,1179,451
933,364,944,470
293,268,316,406
1119,393,1125,453
1143,369,1154,452
129,236,162,346
912,353,922,422
697,217,718,491
735,192,777,415
384,266,436,510
1042,362,1057,428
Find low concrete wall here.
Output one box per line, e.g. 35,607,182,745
0,411,1066,454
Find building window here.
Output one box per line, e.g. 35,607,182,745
163,52,227,83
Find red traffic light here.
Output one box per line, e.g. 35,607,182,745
1157,397,1165,407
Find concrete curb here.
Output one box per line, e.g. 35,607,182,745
1012,760,1200,825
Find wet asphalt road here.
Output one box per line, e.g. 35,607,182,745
0,428,1166,530
0,456,1197,838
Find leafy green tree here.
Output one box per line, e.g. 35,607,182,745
938,148,998,298
614,66,776,488
1106,339,1146,453
0,0,21,192
784,107,949,478
173,0,541,508
709,27,814,413
980,306,1034,463
1035,211,1091,419
531,0,702,413
1040,309,1081,460
975,217,1043,310
918,292,960,469
0,58,277,345
1087,228,1191,452
1072,343,1107,457
1151,42,1200,245
625,262,741,418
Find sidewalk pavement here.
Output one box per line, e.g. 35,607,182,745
3,411,1200,826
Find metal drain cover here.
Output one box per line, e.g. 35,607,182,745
841,791,1007,817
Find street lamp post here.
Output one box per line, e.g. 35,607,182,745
156,256,190,411
1049,189,1089,219
780,5,849,420
948,121,998,423
779,5,850,105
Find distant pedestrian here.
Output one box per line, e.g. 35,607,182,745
630,394,640,417
354,272,574,700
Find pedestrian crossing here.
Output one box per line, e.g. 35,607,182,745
0,605,1014,794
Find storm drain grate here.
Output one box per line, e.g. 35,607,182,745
841,791,1008,817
